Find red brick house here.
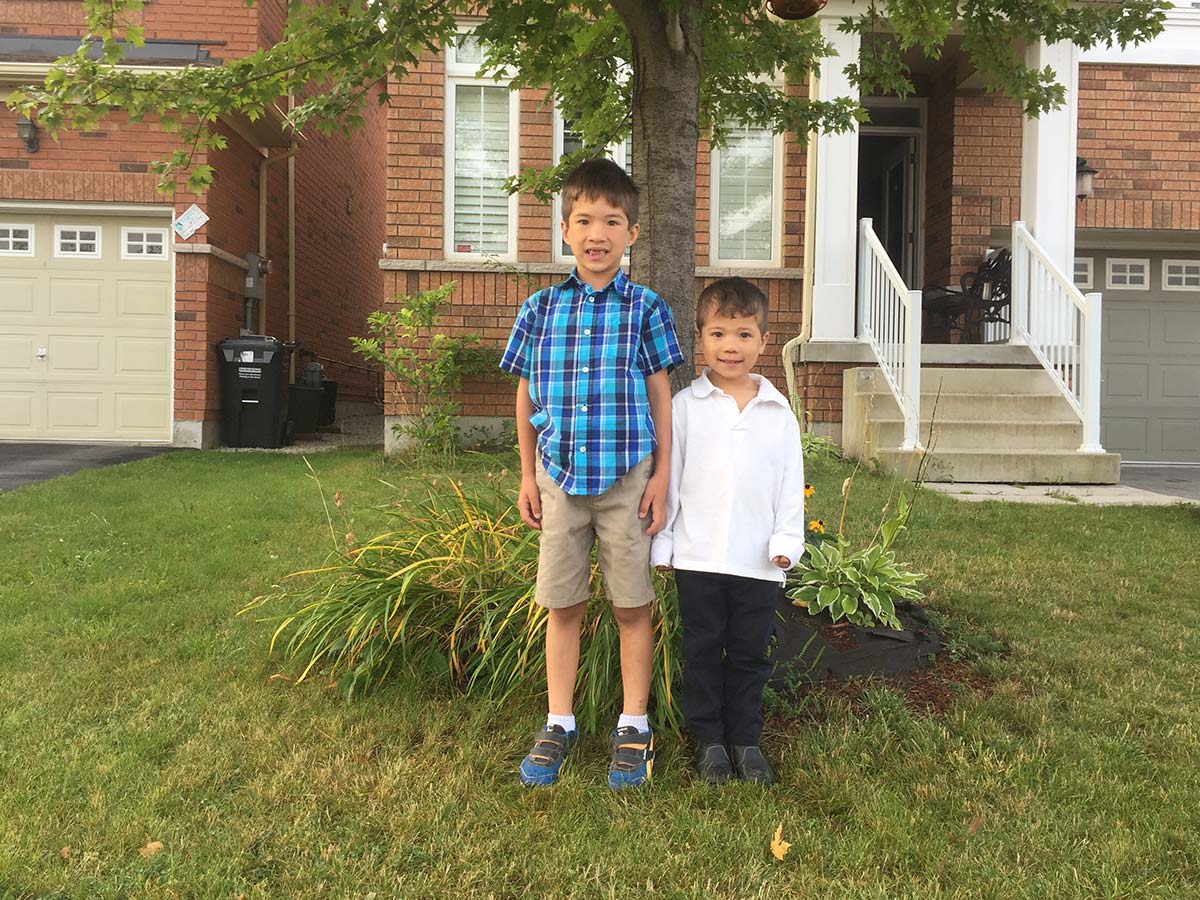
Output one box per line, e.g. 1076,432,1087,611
0,0,385,447
381,4,1199,478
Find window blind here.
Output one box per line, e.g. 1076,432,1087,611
717,124,775,261
453,84,510,255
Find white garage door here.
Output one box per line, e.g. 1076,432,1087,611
1096,252,1200,463
0,211,173,442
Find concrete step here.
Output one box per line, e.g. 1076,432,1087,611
857,390,1073,421
871,418,1083,451
850,365,1057,395
876,448,1121,484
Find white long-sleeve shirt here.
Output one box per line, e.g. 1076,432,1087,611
650,370,807,584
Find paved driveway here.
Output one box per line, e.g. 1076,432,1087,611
1119,465,1200,502
0,443,174,492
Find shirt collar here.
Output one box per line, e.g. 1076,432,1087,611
564,267,631,299
691,369,790,408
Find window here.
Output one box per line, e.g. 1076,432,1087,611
445,30,519,259
0,224,33,256
552,112,633,261
122,227,168,260
711,123,782,265
55,225,102,259
1073,257,1093,290
1106,258,1149,290
1163,259,1200,291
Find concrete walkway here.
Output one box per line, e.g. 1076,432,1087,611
926,465,1199,506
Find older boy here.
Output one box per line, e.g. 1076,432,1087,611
500,158,684,789
651,277,806,786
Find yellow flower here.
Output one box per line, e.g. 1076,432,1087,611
808,519,825,534
804,483,815,498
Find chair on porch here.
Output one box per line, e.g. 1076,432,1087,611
923,248,1012,343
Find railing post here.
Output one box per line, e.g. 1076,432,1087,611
1010,221,1028,342
1079,290,1104,453
857,218,871,340
902,289,923,451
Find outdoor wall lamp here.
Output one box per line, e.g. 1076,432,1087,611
1076,157,1098,201
16,116,39,153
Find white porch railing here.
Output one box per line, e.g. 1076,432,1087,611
857,218,922,451
1009,220,1104,453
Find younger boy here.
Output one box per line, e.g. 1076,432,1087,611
651,277,806,786
500,158,684,789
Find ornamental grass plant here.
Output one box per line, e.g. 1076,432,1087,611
248,471,683,733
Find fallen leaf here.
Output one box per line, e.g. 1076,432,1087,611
770,823,791,861
334,491,343,508
138,841,164,860
59,845,72,860
268,673,292,682
968,815,983,834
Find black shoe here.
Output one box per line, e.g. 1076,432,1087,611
731,745,777,785
694,743,733,785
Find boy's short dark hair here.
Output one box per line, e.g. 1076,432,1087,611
561,158,639,225
696,276,770,333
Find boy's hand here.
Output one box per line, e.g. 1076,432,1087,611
639,473,668,535
772,555,791,568
518,475,542,530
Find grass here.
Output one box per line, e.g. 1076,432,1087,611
0,448,1198,899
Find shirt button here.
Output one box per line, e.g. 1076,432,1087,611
582,366,589,373
584,329,591,336
580,405,588,412
579,446,587,453
587,297,594,303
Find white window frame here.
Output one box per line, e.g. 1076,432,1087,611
121,226,169,261
1162,258,1200,292
1106,257,1150,291
54,224,103,259
0,223,34,256
443,26,520,262
709,122,785,268
551,108,633,264
1073,257,1094,290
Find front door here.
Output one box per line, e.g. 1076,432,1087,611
858,134,919,286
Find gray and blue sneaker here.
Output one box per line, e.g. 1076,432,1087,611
607,726,654,789
519,724,577,787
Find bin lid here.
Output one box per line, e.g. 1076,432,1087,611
218,335,287,351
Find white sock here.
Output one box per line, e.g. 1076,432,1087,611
546,713,576,734
617,713,649,733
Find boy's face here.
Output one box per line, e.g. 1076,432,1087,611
561,195,639,290
698,310,769,390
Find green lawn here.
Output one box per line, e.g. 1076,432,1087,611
1,448,1197,899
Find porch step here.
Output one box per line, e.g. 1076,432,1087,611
841,366,1121,484
875,448,1121,484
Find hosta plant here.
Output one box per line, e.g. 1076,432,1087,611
785,495,926,630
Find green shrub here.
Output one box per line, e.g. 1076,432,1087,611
250,477,683,733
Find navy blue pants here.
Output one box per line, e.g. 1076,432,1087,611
675,569,778,747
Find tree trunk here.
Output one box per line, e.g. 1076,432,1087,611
612,0,702,394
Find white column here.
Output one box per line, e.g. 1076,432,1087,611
1020,40,1080,275
809,17,860,342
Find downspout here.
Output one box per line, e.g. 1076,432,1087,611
287,94,297,383
782,70,820,402
257,143,302,335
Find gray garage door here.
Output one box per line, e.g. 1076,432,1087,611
1092,251,1200,463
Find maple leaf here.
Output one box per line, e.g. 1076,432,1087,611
138,841,164,860
770,824,791,861
59,846,72,860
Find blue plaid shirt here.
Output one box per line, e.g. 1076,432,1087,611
500,268,684,496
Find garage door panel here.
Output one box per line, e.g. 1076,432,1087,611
1105,306,1151,352
1101,416,1148,455
1104,363,1148,401
117,280,171,320
115,337,170,375
0,336,37,373
0,390,38,430
0,278,36,314
1161,420,1200,455
47,336,104,374
46,391,102,430
1161,364,1200,402
1160,309,1200,347
116,393,171,432
49,277,106,319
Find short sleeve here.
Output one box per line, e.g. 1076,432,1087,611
637,292,685,377
499,292,541,379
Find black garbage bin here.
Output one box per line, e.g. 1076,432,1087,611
217,336,292,448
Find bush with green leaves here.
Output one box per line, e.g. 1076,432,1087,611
351,282,500,455
786,495,926,630
249,476,683,733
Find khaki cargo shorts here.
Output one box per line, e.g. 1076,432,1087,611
534,455,656,609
